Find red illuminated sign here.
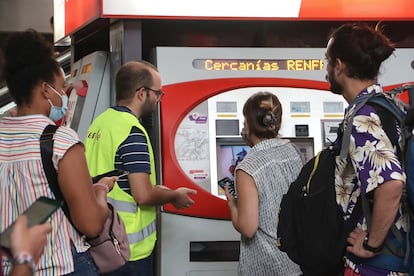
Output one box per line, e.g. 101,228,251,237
55,0,414,44
299,0,413,20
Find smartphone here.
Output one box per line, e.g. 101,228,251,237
91,169,129,183
218,177,237,197
0,197,62,255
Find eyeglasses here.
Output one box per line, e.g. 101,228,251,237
144,87,165,100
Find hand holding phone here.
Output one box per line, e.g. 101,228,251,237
10,215,52,262
0,197,61,256
91,169,129,183
218,177,237,197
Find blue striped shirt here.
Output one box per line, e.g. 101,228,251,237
112,106,151,195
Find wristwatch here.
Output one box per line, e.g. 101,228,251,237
363,235,383,254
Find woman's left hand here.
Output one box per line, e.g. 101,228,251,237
225,186,237,208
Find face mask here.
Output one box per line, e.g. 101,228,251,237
47,84,68,121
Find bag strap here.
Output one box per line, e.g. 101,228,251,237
338,92,409,260
362,97,408,259
368,95,406,154
40,125,113,238
305,150,322,194
339,93,400,159
39,124,73,223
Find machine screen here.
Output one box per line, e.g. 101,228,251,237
216,140,250,195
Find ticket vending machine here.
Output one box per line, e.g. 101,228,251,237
154,47,345,276
62,51,110,140
153,47,414,276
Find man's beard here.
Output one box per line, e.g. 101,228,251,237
327,74,343,95
141,98,156,117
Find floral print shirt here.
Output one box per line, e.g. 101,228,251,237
336,84,407,276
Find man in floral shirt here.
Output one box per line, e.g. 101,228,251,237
326,23,408,276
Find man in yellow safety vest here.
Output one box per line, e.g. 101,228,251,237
85,60,197,276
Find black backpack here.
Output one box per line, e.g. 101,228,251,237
277,86,414,276
276,146,359,276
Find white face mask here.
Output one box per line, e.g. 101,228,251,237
47,84,68,121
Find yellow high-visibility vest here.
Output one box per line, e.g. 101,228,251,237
85,108,156,261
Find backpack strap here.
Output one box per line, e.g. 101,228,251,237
339,93,404,159
363,96,409,260
39,125,73,223
367,95,406,153
339,94,373,159
338,93,409,261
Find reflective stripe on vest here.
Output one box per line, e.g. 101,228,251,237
85,108,157,260
107,197,156,244
107,197,137,213
128,220,156,244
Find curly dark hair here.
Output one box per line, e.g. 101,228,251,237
3,29,61,105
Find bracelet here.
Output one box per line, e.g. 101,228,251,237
363,234,383,254
12,252,36,273
94,182,109,193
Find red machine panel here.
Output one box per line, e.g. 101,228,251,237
160,78,329,219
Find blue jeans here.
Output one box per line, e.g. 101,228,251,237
64,246,98,276
103,252,154,276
